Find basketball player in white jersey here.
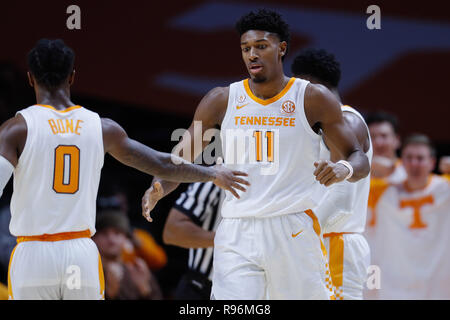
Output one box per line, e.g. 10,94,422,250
291,49,372,300
0,39,249,300
142,10,370,299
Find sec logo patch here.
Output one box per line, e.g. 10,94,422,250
281,100,296,115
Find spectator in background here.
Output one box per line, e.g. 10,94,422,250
371,134,450,299
439,156,450,180
363,111,405,299
93,209,163,300
366,111,405,183
97,186,167,271
163,181,223,300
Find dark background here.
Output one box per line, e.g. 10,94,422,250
1,0,449,297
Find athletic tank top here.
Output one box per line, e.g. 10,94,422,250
220,77,324,218
10,104,104,236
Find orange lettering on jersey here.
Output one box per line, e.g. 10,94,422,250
75,120,83,135
234,116,296,127
290,118,295,127
48,118,79,135
400,195,434,229
65,119,74,133
56,119,66,133
48,119,59,134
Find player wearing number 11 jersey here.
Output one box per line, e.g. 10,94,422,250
142,10,370,300
0,39,249,300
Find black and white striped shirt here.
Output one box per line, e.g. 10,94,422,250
174,181,223,281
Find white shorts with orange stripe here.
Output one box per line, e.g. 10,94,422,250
8,235,104,300
212,210,334,300
323,233,370,300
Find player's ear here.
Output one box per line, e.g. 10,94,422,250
68,69,76,86
27,72,34,88
279,41,287,58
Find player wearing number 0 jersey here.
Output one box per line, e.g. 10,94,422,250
0,39,249,300
142,10,370,300
292,49,372,300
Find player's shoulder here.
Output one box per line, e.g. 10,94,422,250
204,86,230,103
0,113,27,139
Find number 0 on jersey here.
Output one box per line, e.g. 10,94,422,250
53,145,80,194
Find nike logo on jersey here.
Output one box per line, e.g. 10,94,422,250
291,230,303,238
236,103,249,110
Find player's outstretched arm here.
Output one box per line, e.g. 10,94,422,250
141,87,231,219
102,117,249,191
0,115,27,197
305,84,370,186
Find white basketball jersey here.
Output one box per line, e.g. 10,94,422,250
10,105,104,237
374,175,450,299
220,77,324,218
318,105,373,233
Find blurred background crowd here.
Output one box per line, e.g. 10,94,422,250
0,1,449,300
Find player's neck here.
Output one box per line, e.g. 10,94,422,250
404,175,432,192
249,73,290,100
35,86,75,110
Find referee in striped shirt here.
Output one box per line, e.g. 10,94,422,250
163,181,224,300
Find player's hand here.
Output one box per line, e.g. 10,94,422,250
141,181,164,222
212,157,250,198
314,160,350,187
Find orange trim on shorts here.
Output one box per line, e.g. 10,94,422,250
328,234,345,289
16,229,91,243
323,232,355,238
7,245,18,300
98,253,105,300
243,77,296,105
305,209,336,300
36,104,82,113
304,209,327,257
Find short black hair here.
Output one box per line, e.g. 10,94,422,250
235,9,290,59
401,133,436,158
365,111,399,134
291,48,341,89
27,39,75,90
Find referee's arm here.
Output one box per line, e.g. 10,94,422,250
162,208,214,249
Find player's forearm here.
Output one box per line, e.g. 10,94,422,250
151,177,180,198
316,181,356,232
163,220,214,248
117,139,216,183
345,149,370,182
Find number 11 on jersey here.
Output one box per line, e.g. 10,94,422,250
253,130,275,163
